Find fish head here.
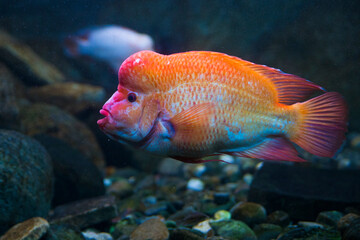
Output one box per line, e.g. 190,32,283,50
98,51,162,145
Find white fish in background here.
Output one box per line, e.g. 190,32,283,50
64,25,154,71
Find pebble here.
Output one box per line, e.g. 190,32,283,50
187,178,204,191
107,179,133,198
230,202,267,227
213,210,231,222
130,218,169,240
169,228,204,240
242,173,253,185
49,195,118,229
111,220,137,239
183,164,207,178
0,217,49,240
222,164,240,177
82,231,113,240
43,224,85,240
193,219,213,236
168,207,209,227
349,132,360,149
298,221,325,229
316,210,343,227
343,217,360,240
267,210,290,227
210,220,256,240
253,223,282,240
337,213,360,234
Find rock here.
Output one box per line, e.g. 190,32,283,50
337,213,360,235
130,218,169,240
349,133,360,150
107,178,133,199
248,162,360,220
242,173,253,186
168,207,209,227
230,202,267,227
0,29,65,85
213,192,230,205
297,221,324,229
111,220,137,239
43,224,85,240
183,164,207,178
213,210,231,222
0,130,53,234
169,228,204,240
342,217,360,240
19,103,105,169
82,231,113,240
33,134,105,206
267,210,290,228
277,226,341,240
187,178,204,191
0,217,49,240
27,82,106,114
253,223,282,240
316,211,343,227
0,63,25,128
49,195,118,229
210,220,256,240
193,219,213,237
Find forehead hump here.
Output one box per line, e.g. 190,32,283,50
118,50,164,93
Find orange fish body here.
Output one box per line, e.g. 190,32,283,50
98,51,347,163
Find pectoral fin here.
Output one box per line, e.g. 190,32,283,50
167,103,216,143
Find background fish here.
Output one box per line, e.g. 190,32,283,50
97,50,347,163
64,25,154,71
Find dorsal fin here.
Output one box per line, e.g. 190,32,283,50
240,61,325,105
192,51,324,105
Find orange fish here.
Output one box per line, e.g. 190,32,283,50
97,51,347,163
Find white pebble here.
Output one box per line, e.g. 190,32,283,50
193,219,212,234
187,178,204,191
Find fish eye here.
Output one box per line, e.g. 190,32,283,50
127,93,137,102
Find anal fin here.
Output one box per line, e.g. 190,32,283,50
226,137,306,162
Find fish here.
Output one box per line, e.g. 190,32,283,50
97,50,347,163
64,25,154,71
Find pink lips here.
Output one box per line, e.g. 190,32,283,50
97,109,110,129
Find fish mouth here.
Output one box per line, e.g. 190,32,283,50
106,112,161,149
97,108,112,129
97,107,160,149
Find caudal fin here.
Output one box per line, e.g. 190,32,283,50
290,92,347,158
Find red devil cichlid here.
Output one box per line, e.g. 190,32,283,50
97,51,347,163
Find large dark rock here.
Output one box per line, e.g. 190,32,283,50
49,195,118,229
0,130,53,234
248,162,360,220
19,103,105,169
33,134,105,207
